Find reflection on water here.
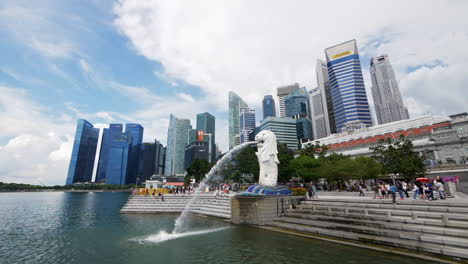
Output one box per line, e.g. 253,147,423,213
0,192,437,264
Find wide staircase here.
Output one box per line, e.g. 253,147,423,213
120,193,232,219
267,198,468,260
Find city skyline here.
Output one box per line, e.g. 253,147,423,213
1,1,467,185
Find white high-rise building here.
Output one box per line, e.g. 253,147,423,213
309,59,333,139
277,83,300,118
370,54,409,125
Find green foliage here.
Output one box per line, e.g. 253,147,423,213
186,159,212,183
299,142,329,159
291,144,383,184
233,146,259,182
277,144,295,183
290,155,322,181
290,187,307,196
370,136,426,179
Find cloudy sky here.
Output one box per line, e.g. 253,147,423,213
1,0,467,185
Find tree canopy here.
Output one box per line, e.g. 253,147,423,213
370,135,426,179
186,159,212,183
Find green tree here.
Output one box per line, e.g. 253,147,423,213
277,144,295,183
354,156,383,181
370,135,426,179
233,146,259,181
299,142,329,158
186,159,212,183
290,155,322,182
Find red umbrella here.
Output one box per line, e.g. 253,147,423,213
416,177,430,182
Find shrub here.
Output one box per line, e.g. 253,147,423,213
289,187,306,196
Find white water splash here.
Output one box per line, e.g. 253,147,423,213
134,227,230,244
173,141,255,233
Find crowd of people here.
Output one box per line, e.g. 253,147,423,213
370,176,446,203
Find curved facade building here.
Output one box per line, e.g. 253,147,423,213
325,40,372,132
228,91,248,149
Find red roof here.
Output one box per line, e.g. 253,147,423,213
164,182,184,186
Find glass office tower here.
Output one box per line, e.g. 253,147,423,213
262,95,276,119
228,91,248,149
65,119,99,185
106,132,132,185
196,112,216,162
124,123,144,184
95,124,123,183
165,114,191,175
325,40,372,132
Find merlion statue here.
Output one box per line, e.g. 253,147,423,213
255,130,279,187
240,130,291,195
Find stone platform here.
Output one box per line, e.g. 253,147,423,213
266,197,468,260
120,193,232,219
231,195,302,225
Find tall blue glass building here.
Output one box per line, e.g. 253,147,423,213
95,124,123,183
65,119,99,185
125,123,144,184
325,40,372,132
262,95,276,119
106,132,132,185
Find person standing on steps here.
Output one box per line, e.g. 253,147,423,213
396,180,405,200
358,184,365,196
389,183,397,204
312,184,318,198
402,181,409,198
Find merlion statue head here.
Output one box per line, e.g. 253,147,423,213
255,130,279,163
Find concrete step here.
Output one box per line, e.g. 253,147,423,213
283,212,468,238
275,216,468,248
300,201,468,214
301,199,468,209
267,221,468,260
290,208,468,229
120,208,182,213
190,209,230,219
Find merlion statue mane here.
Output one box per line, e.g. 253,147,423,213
255,130,279,187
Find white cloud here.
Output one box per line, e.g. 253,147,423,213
0,86,75,185
114,0,468,117
177,92,195,103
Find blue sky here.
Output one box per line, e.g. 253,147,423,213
1,0,467,185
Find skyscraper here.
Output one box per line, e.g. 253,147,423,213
66,119,99,185
165,114,191,175
95,124,123,183
228,91,248,149
260,117,298,150
140,142,156,181
277,83,300,118
284,87,314,145
239,108,256,144
196,112,216,162
325,40,372,132
370,54,410,124
262,95,276,119
285,87,309,117
309,59,334,140
154,140,166,176
106,132,132,185
124,123,144,184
